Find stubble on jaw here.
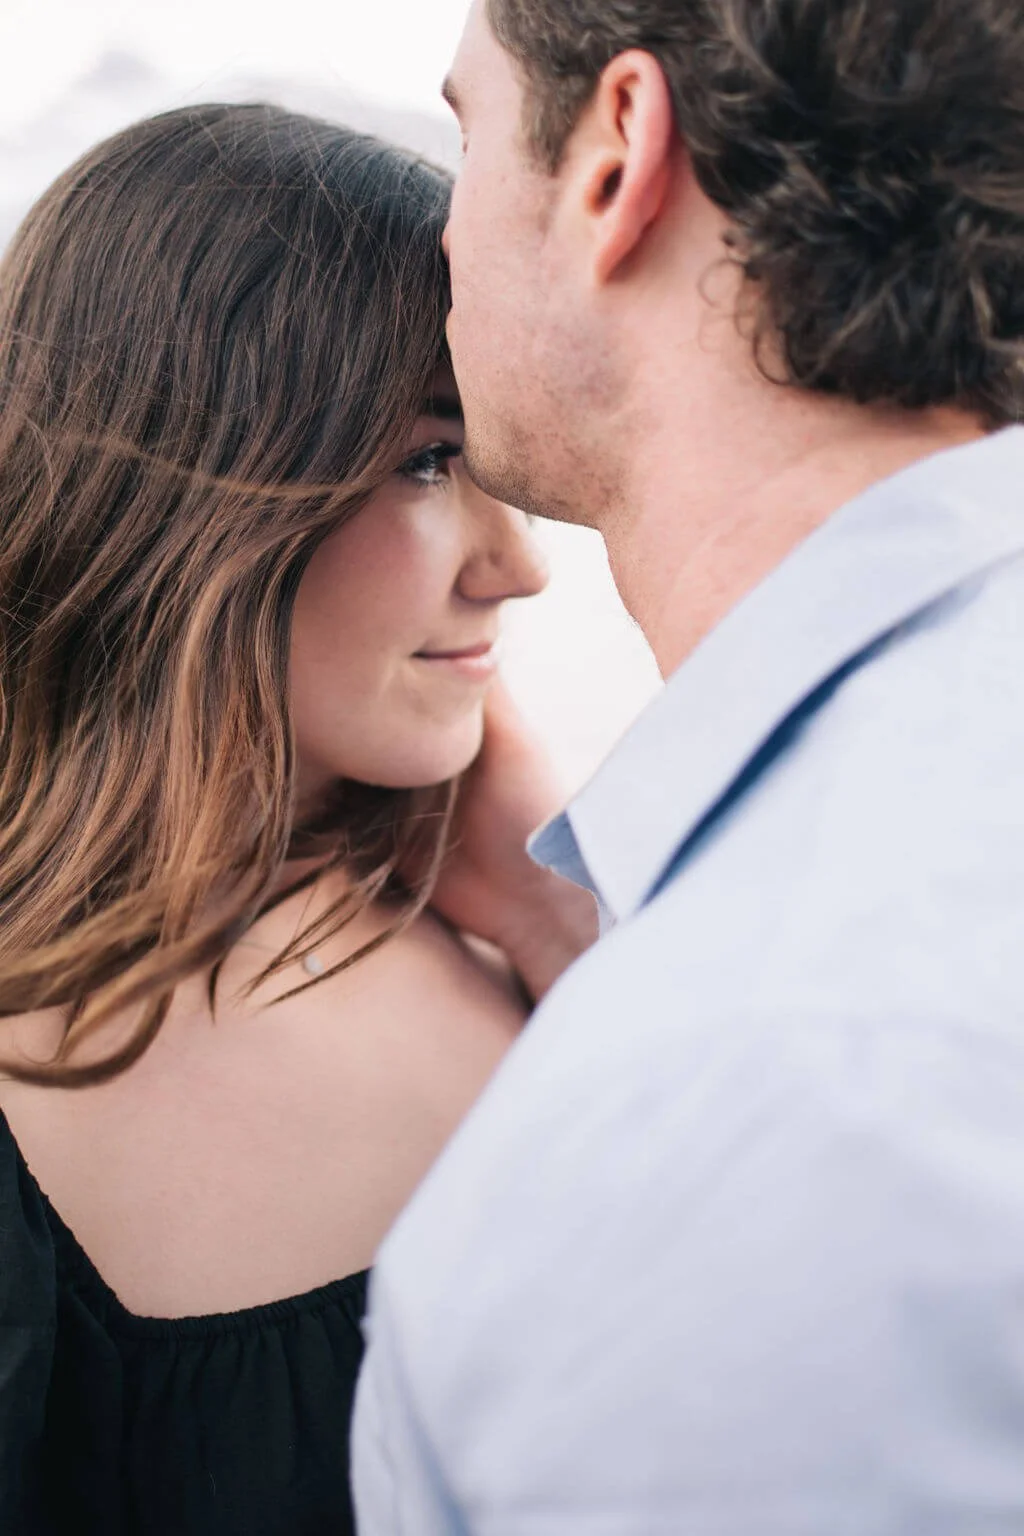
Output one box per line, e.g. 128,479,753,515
462,415,623,529
459,312,630,532
461,417,575,524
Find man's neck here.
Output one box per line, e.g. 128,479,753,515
602,389,986,677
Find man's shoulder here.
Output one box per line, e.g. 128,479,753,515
830,542,1024,753
373,876,1024,1520
367,541,1024,1511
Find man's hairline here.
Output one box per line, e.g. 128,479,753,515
440,0,560,172
441,15,622,180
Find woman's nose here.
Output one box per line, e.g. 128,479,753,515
457,496,549,605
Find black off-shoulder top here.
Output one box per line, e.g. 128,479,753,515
0,1110,369,1536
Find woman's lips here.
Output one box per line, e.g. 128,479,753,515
414,641,499,682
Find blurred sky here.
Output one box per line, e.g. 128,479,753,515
0,0,472,133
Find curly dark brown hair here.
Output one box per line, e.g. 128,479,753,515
488,0,1024,423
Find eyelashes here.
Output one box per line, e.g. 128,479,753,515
396,441,463,486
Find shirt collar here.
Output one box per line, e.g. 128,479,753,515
532,427,1024,922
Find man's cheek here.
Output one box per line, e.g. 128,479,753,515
445,303,467,373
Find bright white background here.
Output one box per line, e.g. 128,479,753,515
0,0,660,790
0,0,473,130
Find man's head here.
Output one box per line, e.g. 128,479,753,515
444,0,1024,523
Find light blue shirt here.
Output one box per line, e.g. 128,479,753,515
353,429,1024,1535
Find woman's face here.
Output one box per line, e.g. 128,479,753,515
289,385,548,798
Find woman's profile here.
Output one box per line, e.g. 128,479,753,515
0,102,580,1535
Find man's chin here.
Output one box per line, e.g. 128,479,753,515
462,429,544,519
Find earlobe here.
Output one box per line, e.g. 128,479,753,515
583,51,676,286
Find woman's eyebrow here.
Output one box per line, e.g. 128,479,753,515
441,76,463,122
422,394,464,423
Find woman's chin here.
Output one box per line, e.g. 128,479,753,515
312,714,487,792
378,728,486,789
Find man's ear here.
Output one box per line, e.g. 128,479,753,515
571,50,677,285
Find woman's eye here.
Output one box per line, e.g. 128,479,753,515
397,441,462,486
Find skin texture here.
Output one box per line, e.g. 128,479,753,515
0,409,551,1315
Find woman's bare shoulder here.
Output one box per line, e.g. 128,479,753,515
382,909,529,1044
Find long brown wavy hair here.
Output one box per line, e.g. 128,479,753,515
0,103,458,1087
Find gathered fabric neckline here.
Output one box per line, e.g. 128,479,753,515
5,1110,370,1343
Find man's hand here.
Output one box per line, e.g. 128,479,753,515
432,682,599,1001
